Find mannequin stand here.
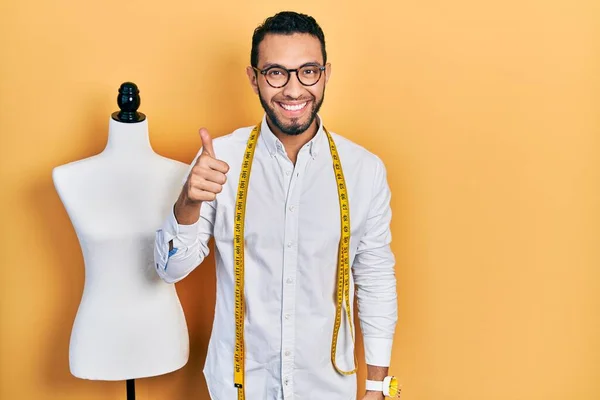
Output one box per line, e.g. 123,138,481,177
126,379,135,400
55,80,189,393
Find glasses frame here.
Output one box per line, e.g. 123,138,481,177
253,63,327,88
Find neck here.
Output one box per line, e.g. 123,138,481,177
267,117,319,163
103,118,154,156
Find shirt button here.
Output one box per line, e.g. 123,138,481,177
285,350,291,357
286,170,291,176
286,277,293,284
289,205,295,212
285,313,291,320
287,241,293,248
284,377,289,385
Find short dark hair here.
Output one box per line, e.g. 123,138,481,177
251,11,327,68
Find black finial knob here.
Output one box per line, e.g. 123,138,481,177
111,82,146,123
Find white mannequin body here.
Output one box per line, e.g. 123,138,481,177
52,117,190,380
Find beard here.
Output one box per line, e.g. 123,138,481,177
258,88,325,136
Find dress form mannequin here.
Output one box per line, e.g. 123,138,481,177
52,83,190,392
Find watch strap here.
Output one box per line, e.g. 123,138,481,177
365,379,384,392
366,376,400,397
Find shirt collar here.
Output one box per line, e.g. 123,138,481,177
259,114,324,159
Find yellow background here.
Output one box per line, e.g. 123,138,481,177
1,0,599,399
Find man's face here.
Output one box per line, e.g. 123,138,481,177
247,33,331,136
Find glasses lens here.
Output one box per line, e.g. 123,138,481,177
297,65,322,86
265,67,289,87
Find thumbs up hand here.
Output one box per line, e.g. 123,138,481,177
186,128,230,203
175,128,230,225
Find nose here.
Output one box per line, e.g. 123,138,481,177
281,71,304,98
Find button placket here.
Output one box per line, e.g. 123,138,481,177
281,209,296,391
280,151,314,399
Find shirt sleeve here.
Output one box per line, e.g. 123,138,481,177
154,151,216,284
352,157,398,367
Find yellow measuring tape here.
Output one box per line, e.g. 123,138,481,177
326,127,359,377
233,124,357,399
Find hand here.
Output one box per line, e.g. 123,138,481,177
174,128,230,225
183,128,230,203
361,391,385,400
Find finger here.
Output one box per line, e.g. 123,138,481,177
203,157,230,174
192,167,227,185
188,189,216,202
190,178,223,195
199,128,215,158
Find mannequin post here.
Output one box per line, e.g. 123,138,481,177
126,379,135,400
115,82,144,400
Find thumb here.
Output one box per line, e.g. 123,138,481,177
199,128,215,158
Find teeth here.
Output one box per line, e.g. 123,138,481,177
281,102,307,111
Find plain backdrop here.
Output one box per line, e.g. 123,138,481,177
0,0,598,399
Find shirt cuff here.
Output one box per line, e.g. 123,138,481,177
364,337,394,367
159,206,201,248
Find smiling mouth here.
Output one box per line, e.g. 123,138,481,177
278,101,308,112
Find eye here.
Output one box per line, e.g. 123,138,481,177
267,68,286,77
302,67,318,75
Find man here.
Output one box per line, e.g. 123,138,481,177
154,11,398,400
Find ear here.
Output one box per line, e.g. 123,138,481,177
246,66,259,95
324,63,332,84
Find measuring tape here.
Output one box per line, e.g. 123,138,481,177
326,127,358,377
233,124,357,399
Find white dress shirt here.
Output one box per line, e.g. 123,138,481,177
154,115,398,400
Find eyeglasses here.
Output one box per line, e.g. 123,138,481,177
253,63,327,88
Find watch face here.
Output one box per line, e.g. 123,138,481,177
388,376,401,397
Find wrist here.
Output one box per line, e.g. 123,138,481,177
174,196,201,225
364,390,385,399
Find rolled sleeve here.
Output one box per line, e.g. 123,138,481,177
364,337,394,367
352,157,398,367
154,200,214,284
